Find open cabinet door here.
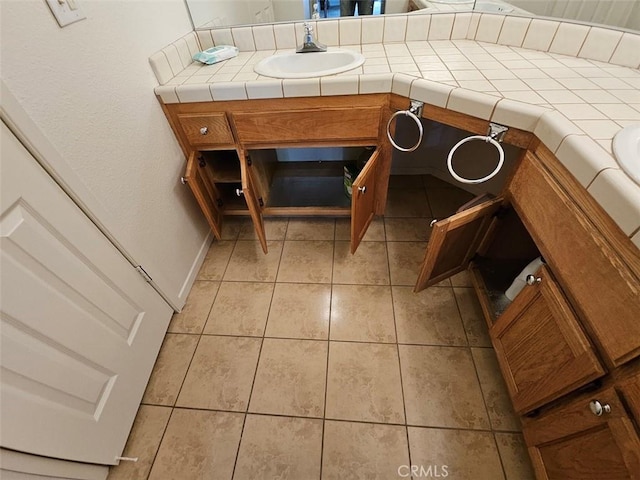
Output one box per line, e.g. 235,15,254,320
239,150,268,253
414,196,503,292
184,151,223,239
350,149,380,254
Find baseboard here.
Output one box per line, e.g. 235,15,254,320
175,231,213,312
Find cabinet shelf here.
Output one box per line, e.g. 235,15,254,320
202,150,241,183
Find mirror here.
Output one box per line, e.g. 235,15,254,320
186,0,639,32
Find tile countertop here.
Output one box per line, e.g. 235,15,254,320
151,15,640,249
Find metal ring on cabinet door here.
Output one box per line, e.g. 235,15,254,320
386,109,424,152
447,135,505,185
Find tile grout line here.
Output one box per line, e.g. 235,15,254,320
144,405,177,480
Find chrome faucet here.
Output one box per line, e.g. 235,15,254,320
296,22,327,53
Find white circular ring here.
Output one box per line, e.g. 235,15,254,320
386,110,424,152
447,135,505,184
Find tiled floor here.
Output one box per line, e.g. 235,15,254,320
108,175,536,480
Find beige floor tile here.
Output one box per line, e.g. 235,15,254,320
176,335,261,411
238,217,289,240
249,338,327,417
203,282,274,336
333,241,390,285
385,189,431,217
495,432,536,480
454,287,492,347
148,409,244,480
265,283,331,339
220,217,243,240
427,187,475,218
197,241,235,281
388,174,425,189
472,348,521,432
330,285,396,343
335,217,386,241
387,241,427,286
286,218,336,240
393,286,468,346
408,427,505,480
107,405,171,480
223,240,283,282
322,421,410,480
142,334,199,406
384,217,432,242
167,281,219,334
399,345,490,429
277,240,334,283
234,414,323,480
326,342,405,423
451,269,473,287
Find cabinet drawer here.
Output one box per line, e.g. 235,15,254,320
177,113,234,146
508,152,640,368
523,387,640,480
232,107,382,144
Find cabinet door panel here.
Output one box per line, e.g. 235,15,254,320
240,151,267,253
177,113,234,147
414,197,503,292
233,107,382,144
184,152,223,239
524,388,640,480
351,149,380,253
492,265,605,414
509,153,640,367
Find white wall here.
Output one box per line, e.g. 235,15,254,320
0,0,211,308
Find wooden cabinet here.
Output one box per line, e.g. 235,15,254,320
523,385,640,479
413,145,640,479
168,95,393,254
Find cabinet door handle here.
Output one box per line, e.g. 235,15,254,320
358,186,366,194
200,126,209,135
235,188,244,197
526,274,541,286
430,219,438,228
589,400,611,416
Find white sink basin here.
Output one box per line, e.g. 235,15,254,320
613,124,640,186
254,49,365,79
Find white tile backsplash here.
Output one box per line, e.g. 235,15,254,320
149,52,174,85
451,13,471,40
211,28,234,46
406,12,430,41
162,45,184,76
174,38,193,68
522,19,559,52
252,25,276,51
361,16,384,44
549,23,589,57
340,18,362,45
474,14,505,44
428,14,454,41
231,27,256,51
383,15,407,43
578,27,623,63
196,30,214,50
497,16,530,48
610,33,640,68
274,23,297,50
317,19,339,46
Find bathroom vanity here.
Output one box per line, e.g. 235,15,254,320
159,88,640,478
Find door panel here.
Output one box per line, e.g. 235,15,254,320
184,151,223,239
240,151,267,253
0,122,172,464
492,265,605,414
351,149,380,254
524,387,640,480
414,197,503,292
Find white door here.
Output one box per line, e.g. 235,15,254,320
0,122,173,465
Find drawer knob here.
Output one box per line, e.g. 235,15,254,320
358,186,366,194
180,176,187,185
235,188,244,197
200,126,209,135
526,274,541,286
589,400,611,416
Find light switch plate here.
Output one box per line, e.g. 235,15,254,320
45,0,86,27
